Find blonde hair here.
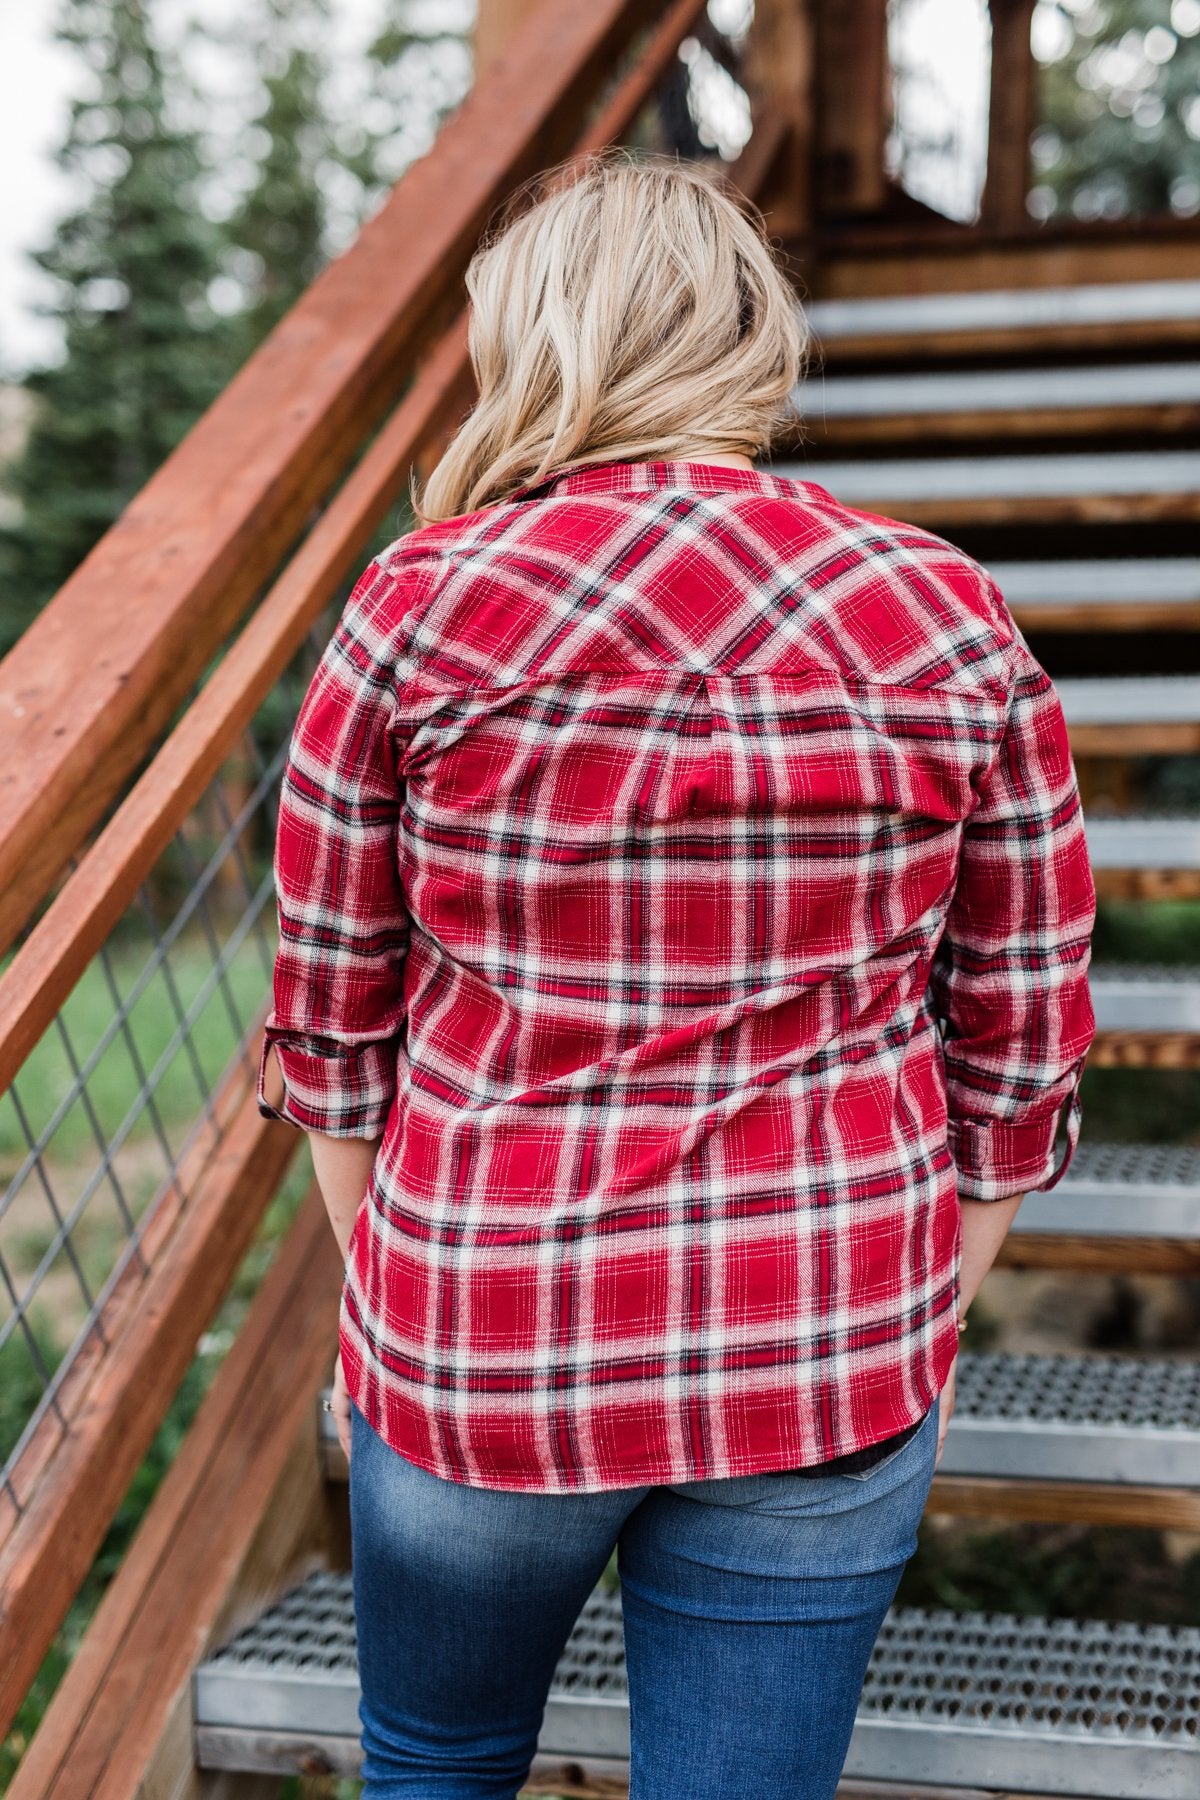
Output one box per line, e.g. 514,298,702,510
415,151,808,524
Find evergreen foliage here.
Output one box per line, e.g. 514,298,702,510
223,0,334,352
0,0,229,652
1032,0,1200,219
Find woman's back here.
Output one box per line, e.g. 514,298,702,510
262,453,1095,1491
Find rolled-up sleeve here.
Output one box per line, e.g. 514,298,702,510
930,613,1097,1202
257,560,411,1138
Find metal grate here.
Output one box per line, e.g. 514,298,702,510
0,619,332,1514
195,1570,1200,1796
987,558,1200,608
1018,1138,1200,1239
776,450,1200,503
1089,964,1200,1033
939,1351,1200,1487
801,362,1200,419
1084,814,1200,871
806,279,1200,341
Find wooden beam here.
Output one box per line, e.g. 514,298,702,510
474,0,540,74
7,1184,341,1800
739,0,816,237
980,0,1038,231
0,1071,299,1741
0,0,673,961
813,0,890,216
928,1475,1200,1530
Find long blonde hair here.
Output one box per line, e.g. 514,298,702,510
415,151,808,524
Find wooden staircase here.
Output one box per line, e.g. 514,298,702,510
5,3,1200,1796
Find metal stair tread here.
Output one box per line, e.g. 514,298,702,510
797,361,1200,418
1090,963,1200,1034
806,279,1200,341
987,558,1200,606
1055,673,1200,725
776,450,1200,501
1084,813,1200,868
193,1570,1200,1795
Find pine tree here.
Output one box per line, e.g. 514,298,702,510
1032,0,1200,220
0,0,228,652
222,0,333,356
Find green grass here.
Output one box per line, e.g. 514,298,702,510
0,922,276,1164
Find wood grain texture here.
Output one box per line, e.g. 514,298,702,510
0,0,671,960
927,1475,1200,1530
7,1183,341,1800
0,1069,300,1743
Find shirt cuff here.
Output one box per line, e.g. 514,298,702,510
948,1073,1084,1203
256,1029,396,1139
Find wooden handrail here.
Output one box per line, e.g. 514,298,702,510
0,0,677,962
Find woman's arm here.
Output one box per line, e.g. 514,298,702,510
935,1189,1025,1468
309,1132,382,1261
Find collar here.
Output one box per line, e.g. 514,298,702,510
507,458,832,505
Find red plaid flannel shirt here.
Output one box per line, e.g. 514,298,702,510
258,459,1097,1492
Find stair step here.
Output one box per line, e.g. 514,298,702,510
1085,814,1200,870
1017,1140,1200,1240
989,557,1200,615
1058,675,1200,727
941,1351,1200,1486
194,1569,1200,1796
776,450,1200,524
798,362,1200,441
807,278,1200,358
1091,963,1200,1034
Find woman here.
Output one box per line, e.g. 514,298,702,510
258,153,1097,1799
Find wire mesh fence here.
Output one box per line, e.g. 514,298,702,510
0,617,334,1515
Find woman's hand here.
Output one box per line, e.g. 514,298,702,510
331,1348,353,1465
935,1352,956,1470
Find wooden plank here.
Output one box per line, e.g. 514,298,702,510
980,0,1038,231
0,0,671,960
809,233,1200,306
739,0,815,237
813,0,889,216
995,1233,1200,1275
6,1184,341,1800
0,1073,299,1742
927,1474,1200,1530
474,0,540,73
1089,1031,1200,1070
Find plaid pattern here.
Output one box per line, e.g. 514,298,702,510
259,459,1097,1493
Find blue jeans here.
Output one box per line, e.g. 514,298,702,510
349,1394,941,1799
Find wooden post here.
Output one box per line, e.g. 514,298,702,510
813,0,891,217
981,0,1038,229
739,0,817,239
475,0,540,74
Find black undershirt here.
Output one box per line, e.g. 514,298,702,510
780,1408,928,1478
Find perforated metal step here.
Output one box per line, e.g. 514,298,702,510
777,450,1200,504
1056,675,1200,726
1019,1138,1200,1239
1084,814,1200,870
807,279,1200,343
940,1351,1200,1487
988,558,1200,611
194,1569,1200,1796
1090,963,1200,1033
800,361,1200,419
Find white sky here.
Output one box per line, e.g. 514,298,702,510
0,0,398,377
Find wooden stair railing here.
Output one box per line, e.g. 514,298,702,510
0,0,721,1750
